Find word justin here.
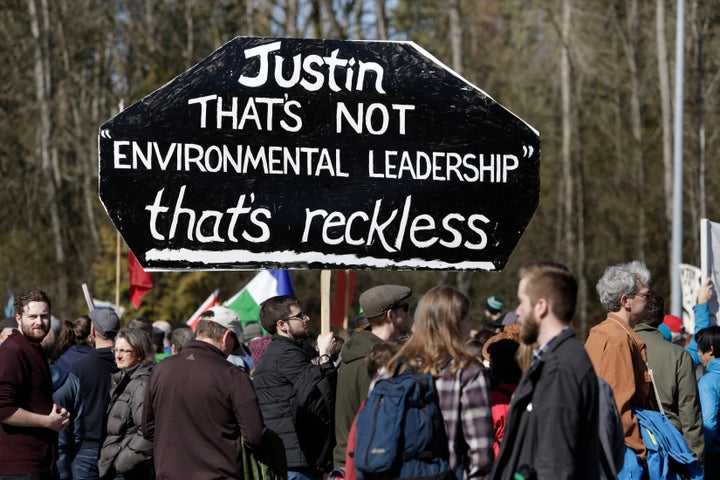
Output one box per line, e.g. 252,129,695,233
187,41,414,135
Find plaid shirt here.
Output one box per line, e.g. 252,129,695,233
435,360,494,479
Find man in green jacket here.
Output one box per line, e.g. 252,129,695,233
332,284,411,470
634,290,704,462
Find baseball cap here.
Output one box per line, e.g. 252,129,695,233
204,306,243,354
89,308,120,339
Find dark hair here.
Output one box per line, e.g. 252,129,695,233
56,315,92,357
127,317,153,338
641,289,664,328
171,326,195,353
259,295,300,335
696,326,720,356
365,341,401,377
14,288,51,317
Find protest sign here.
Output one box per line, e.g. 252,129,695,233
98,37,540,271
700,219,720,323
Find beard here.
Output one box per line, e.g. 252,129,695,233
519,312,539,345
288,322,309,340
20,322,49,344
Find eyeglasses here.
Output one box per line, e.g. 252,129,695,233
112,348,134,355
633,291,651,299
284,311,308,322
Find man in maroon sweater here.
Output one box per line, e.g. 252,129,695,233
0,288,70,479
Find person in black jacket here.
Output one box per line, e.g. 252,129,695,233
253,295,335,480
492,262,601,480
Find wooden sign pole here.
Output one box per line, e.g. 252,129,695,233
321,269,331,336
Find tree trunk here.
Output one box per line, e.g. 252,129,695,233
448,0,462,74
374,0,387,40
28,0,68,302
286,0,298,37
561,0,574,265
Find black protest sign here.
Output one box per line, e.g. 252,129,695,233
98,37,540,271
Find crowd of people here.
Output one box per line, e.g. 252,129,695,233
0,260,717,479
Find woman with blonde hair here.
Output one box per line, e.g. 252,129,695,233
387,285,494,479
99,328,155,479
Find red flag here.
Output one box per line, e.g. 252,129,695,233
331,270,356,328
186,289,220,330
128,250,153,308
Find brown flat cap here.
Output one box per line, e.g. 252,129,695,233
359,285,412,318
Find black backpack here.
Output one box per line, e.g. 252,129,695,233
290,361,337,473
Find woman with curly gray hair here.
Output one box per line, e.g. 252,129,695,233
98,328,155,479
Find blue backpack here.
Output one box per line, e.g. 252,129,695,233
353,363,455,480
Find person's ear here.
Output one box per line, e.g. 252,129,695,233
535,298,549,318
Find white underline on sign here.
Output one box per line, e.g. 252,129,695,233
143,248,496,271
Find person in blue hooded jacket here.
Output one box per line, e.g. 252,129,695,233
52,364,84,479
696,325,720,475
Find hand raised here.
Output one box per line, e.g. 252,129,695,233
698,277,714,305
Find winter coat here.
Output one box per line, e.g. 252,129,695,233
51,364,84,479
493,328,601,480
98,363,154,478
143,339,264,480
699,358,720,457
333,329,382,467
253,334,319,469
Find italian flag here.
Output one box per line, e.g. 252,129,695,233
224,270,294,327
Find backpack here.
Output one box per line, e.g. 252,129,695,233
353,363,455,480
291,361,337,473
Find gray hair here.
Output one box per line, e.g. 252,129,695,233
596,260,651,313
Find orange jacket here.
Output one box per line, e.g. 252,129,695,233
585,313,657,460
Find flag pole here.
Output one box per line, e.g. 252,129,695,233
114,99,125,313
321,270,331,336
343,269,350,330
115,231,121,311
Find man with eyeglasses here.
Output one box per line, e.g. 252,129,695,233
585,260,659,468
68,308,120,480
331,284,411,474
253,295,335,480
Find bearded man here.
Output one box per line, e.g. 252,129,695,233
252,295,335,480
0,288,70,479
492,263,601,480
